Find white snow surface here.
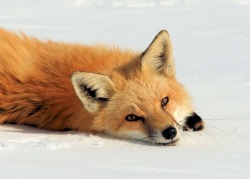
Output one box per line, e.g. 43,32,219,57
0,0,250,178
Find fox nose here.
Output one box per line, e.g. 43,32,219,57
162,127,177,140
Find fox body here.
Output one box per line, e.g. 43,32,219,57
0,29,204,144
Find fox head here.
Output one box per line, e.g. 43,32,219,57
71,30,204,144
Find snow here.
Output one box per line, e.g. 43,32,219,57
0,0,250,178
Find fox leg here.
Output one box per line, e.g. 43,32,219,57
183,113,205,131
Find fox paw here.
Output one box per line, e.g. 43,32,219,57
183,113,205,131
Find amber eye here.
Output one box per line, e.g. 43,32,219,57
161,96,169,107
126,114,144,122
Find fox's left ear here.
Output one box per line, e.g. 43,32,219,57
141,30,175,77
71,72,115,113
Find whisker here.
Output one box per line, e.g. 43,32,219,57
201,130,220,147
203,124,232,137
197,131,208,145
148,138,155,148
205,128,223,137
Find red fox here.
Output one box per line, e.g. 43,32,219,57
0,29,204,144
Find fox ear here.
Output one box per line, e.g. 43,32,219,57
141,30,175,77
71,72,115,113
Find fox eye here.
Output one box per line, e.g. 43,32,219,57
161,96,169,107
126,114,144,122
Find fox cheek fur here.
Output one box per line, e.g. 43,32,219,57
71,30,204,144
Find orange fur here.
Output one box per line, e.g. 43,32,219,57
0,29,135,131
0,29,203,144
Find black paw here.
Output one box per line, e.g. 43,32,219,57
183,113,205,131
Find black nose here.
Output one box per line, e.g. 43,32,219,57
162,127,177,140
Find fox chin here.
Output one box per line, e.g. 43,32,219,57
0,29,204,144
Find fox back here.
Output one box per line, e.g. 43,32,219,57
0,29,204,144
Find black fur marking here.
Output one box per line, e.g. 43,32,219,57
28,103,44,116
9,106,20,113
86,86,97,99
0,107,6,113
15,78,22,84
79,84,97,99
5,121,17,125
24,123,38,128
79,84,110,102
185,113,204,131
62,128,71,131
97,97,109,102
10,75,22,84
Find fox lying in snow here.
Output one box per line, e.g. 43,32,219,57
0,29,204,144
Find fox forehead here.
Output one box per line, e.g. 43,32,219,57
109,78,171,109
115,74,183,98
115,76,167,99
